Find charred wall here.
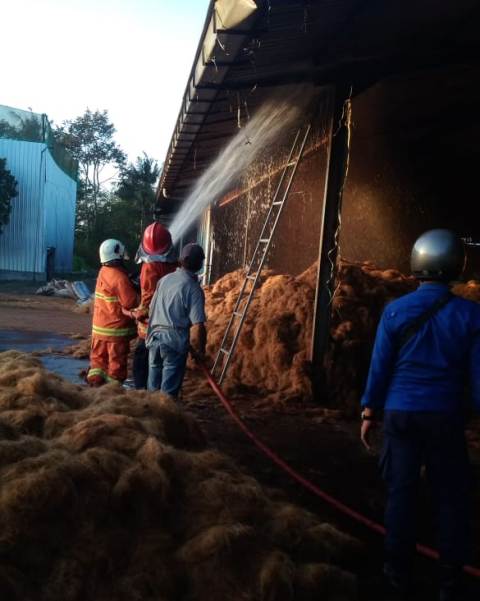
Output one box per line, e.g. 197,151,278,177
208,63,480,283
209,95,331,281
340,64,480,277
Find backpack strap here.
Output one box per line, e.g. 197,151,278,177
396,292,453,351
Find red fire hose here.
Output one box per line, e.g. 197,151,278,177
198,362,480,579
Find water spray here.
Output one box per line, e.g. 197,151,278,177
169,86,315,242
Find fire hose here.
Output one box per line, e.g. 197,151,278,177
196,361,480,579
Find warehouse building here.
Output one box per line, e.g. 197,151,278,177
157,0,480,391
0,105,77,280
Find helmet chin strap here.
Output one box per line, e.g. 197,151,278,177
103,259,125,267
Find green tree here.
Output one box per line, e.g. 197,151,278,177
116,153,160,235
0,114,43,142
54,109,126,237
73,191,117,267
73,155,160,267
0,158,18,234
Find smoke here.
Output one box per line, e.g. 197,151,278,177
169,86,314,242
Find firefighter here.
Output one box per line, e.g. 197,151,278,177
130,222,178,389
360,229,480,601
87,239,138,387
146,243,206,397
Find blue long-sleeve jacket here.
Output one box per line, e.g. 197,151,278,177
361,282,480,413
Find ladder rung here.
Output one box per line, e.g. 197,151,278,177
213,123,310,386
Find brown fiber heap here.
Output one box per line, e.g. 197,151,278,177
65,268,479,411
324,261,417,412
0,351,361,601
204,266,316,403
204,260,417,410
452,280,480,303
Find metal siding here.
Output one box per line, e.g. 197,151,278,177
44,150,77,272
0,139,45,275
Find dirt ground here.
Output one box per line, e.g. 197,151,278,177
180,375,480,600
1,283,479,600
0,284,91,336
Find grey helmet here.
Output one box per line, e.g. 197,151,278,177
411,229,465,282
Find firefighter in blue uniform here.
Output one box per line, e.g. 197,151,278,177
360,229,480,601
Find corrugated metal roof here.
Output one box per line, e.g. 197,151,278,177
158,0,480,203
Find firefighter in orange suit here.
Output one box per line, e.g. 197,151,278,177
87,239,138,386
130,222,178,388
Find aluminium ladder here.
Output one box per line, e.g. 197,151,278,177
211,122,312,384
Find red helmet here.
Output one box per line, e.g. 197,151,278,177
142,222,172,255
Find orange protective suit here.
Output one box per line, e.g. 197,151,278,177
87,265,138,386
135,261,178,338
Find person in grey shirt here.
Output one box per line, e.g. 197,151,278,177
146,243,207,397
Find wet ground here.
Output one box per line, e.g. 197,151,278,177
181,376,480,601
0,329,88,384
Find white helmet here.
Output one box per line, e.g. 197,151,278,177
99,239,128,264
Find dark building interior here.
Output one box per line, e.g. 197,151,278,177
158,0,480,281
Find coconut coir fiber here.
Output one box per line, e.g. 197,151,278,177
204,260,418,410
452,280,480,303
0,351,361,601
67,264,479,410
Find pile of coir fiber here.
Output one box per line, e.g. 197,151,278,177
323,261,417,412
66,268,480,411
309,267,479,411
0,351,361,601
452,280,480,303
204,260,417,410
204,267,316,403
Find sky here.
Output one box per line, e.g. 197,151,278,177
0,0,210,166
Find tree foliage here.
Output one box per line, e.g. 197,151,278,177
0,158,18,234
53,109,160,268
116,154,160,234
0,114,44,142
54,109,126,237
72,154,160,268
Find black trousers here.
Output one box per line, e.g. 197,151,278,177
133,339,149,389
381,411,472,573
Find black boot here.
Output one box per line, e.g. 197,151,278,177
439,564,464,601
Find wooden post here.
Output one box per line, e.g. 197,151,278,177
310,84,352,402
